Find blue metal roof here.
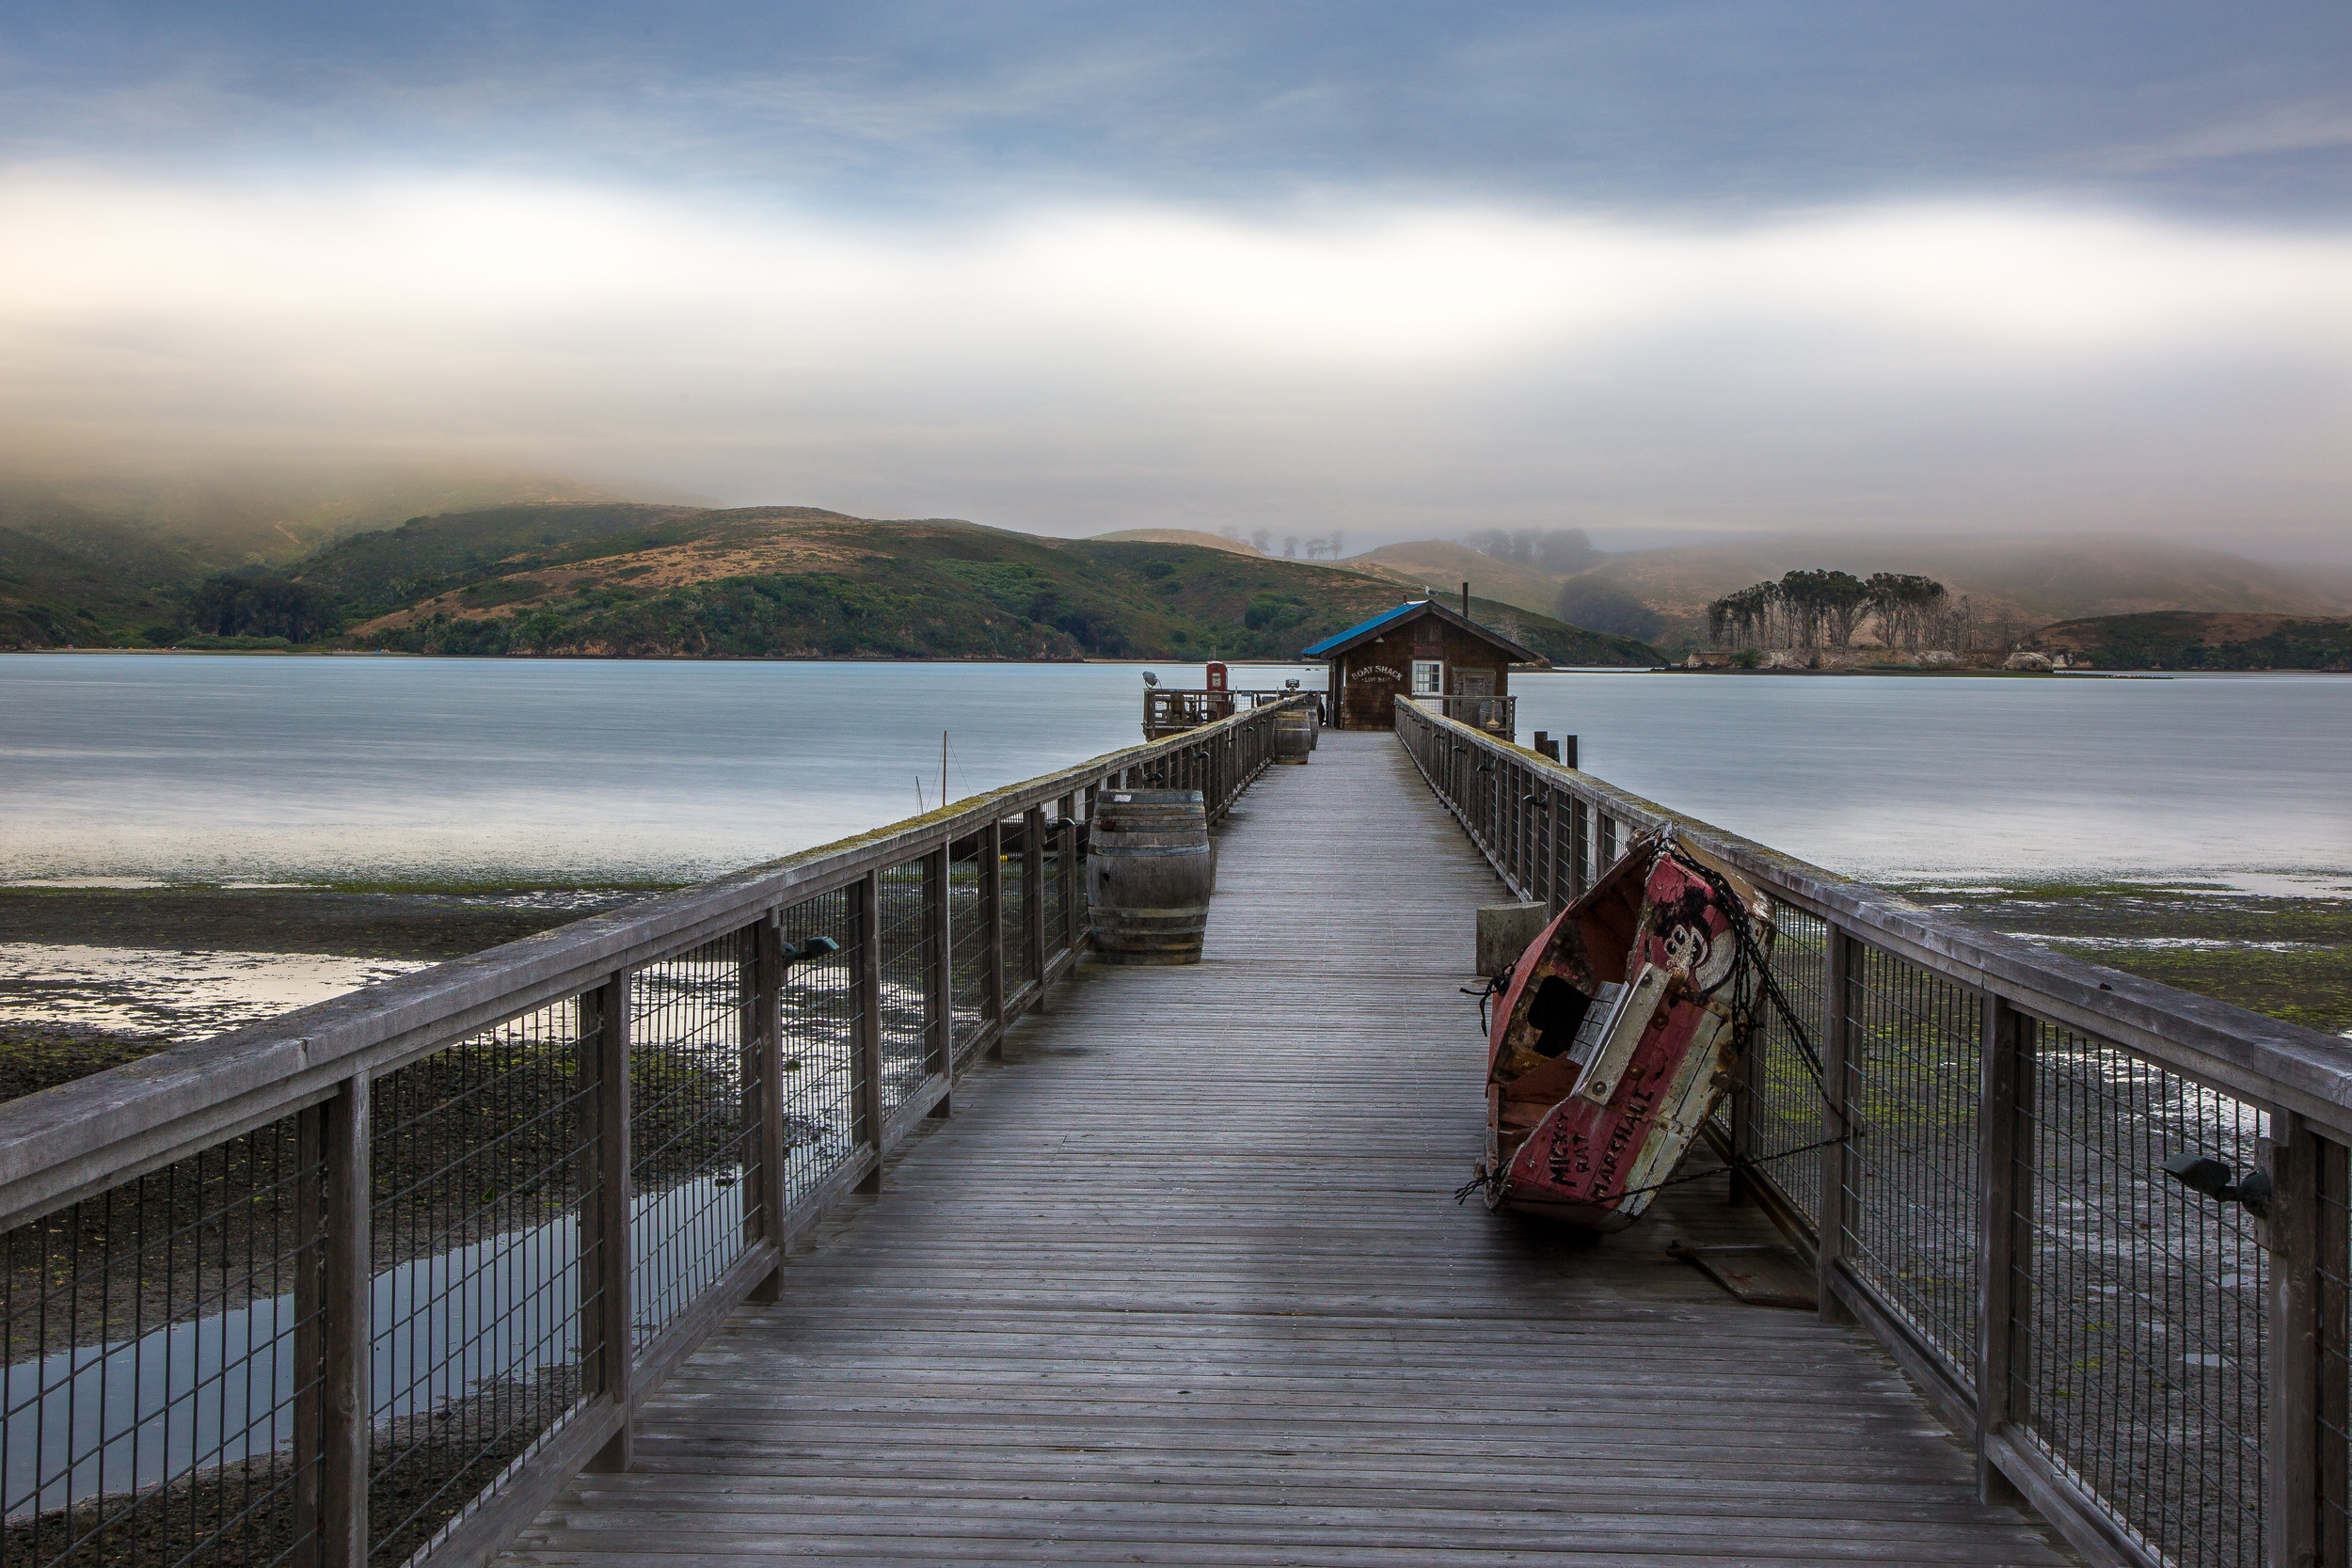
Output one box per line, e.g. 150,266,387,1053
1299,601,1423,658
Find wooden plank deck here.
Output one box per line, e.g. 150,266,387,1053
504,730,2073,1567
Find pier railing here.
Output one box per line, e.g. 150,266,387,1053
1142,687,1321,739
1398,699,2352,1568
0,695,1311,1568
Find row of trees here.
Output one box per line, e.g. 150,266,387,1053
1216,528,1347,560
186,568,339,642
1707,570,1978,652
1462,528,1601,574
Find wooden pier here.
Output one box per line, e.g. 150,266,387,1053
8,691,2337,1568
502,733,2070,1567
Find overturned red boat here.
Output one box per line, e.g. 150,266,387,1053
1473,836,1774,1230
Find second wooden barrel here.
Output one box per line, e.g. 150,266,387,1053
1087,788,1212,964
1273,706,1314,764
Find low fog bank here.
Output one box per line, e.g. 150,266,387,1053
2,175,2347,564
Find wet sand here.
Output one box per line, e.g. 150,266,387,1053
0,885,655,1085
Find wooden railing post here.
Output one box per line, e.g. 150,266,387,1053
292,1103,326,1568
924,846,953,1116
749,916,788,1299
580,974,633,1471
853,870,884,1192
981,818,1005,1058
1023,804,1047,1006
2321,1138,2349,1568
322,1074,372,1568
1817,929,1856,1326
1976,993,2029,1507
2269,1110,2325,1568
295,1073,372,1568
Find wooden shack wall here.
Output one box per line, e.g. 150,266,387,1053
1330,613,1513,730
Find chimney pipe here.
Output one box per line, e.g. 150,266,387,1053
1460,581,1470,617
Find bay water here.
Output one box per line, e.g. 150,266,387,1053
2,655,2345,890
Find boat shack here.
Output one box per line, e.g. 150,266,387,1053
1302,598,1535,734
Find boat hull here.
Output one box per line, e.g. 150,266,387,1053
1481,841,1770,1230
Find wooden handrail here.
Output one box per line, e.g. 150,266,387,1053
0,695,1316,1233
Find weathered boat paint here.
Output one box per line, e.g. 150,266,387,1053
1479,837,1772,1229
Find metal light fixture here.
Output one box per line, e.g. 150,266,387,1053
1284,679,1300,689
2162,1152,2271,1219
1142,672,1159,686
787,935,842,964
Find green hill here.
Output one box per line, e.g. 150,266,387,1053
323,504,1662,664
2029,611,2352,671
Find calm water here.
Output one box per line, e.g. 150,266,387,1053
1514,668,2352,887
3,656,2347,888
0,656,1313,885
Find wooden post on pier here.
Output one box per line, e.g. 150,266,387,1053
581,974,634,1471
1975,993,2028,1507
292,1103,326,1568
2267,1111,2325,1567
319,1073,373,1562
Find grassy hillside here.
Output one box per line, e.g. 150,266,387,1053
2030,611,2352,671
324,504,1662,664
1089,529,1265,557
0,457,703,645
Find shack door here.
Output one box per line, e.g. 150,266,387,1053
1457,670,1495,728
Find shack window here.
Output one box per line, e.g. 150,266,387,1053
1411,660,1443,696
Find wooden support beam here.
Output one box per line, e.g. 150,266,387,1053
1976,992,2029,1508
292,1101,327,1568
2270,1109,2325,1568
581,973,634,1471
2323,1137,2349,1568
320,1073,371,1568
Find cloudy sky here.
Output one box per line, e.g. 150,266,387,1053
4,2,2349,556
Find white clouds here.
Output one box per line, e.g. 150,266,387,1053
2,169,2349,546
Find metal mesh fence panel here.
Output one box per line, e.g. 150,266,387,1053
2012,1022,2266,1568
1841,943,1982,1377
365,1000,597,1568
874,860,930,1116
998,818,1028,996
946,837,988,1060
775,893,859,1210
1,1117,322,1568
1045,821,1069,961
1725,899,1830,1230
626,934,749,1350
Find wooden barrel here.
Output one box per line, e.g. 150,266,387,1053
1087,789,1212,964
1273,706,1314,764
